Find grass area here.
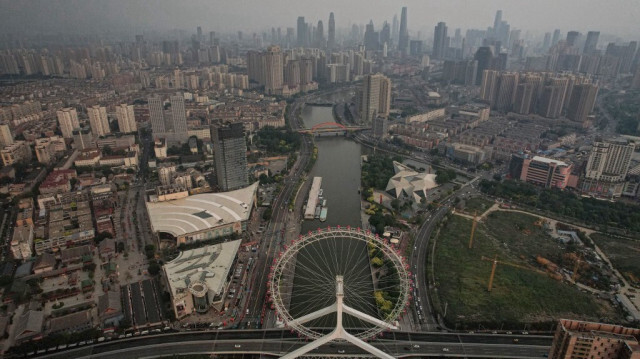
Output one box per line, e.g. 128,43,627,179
482,211,564,261
462,197,494,216
433,213,620,329
591,233,640,285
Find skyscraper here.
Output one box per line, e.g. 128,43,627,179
513,83,535,115
87,105,110,137
212,123,248,191
56,107,79,139
148,96,166,136
363,21,379,51
328,12,336,50
583,31,600,54
398,7,409,55
474,46,494,85
551,29,561,46
542,32,551,51
380,22,391,49
433,22,448,59
315,21,325,48
566,31,580,47
392,14,399,46
480,70,499,106
359,73,391,123
115,104,137,134
297,17,307,47
170,95,188,140
493,10,502,35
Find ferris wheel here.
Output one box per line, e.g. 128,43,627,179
269,226,411,358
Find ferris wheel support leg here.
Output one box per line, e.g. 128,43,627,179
288,303,337,326
342,303,397,330
278,330,339,359
342,330,396,359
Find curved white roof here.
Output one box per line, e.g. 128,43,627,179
147,182,258,237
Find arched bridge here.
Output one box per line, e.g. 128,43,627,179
30,329,551,359
298,122,369,135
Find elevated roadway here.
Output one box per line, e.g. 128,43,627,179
30,329,552,359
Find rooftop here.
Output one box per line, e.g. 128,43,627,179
531,155,569,167
147,182,258,237
164,240,242,306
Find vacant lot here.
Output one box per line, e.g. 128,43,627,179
433,213,620,328
462,197,494,216
591,233,640,285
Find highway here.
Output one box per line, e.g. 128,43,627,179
30,329,552,359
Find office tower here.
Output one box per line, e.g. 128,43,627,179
148,96,166,135
494,72,519,112
328,12,336,49
551,29,561,46
410,40,423,56
0,124,13,148
359,74,391,123
474,46,494,85
56,107,80,139
399,7,409,55
115,104,137,134
433,22,448,59
583,31,600,54
209,31,216,45
297,17,307,47
197,26,202,42
543,32,551,51
392,14,399,45
212,123,248,191
565,31,580,47
567,83,598,125
264,45,284,94
364,21,379,51
315,21,325,48
170,95,188,140
548,319,640,359
480,70,499,106
513,83,535,114
87,105,110,137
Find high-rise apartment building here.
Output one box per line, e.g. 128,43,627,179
567,83,598,126
56,107,80,139
433,22,448,59
398,7,409,55
115,104,137,134
170,95,188,141
212,123,248,191
264,46,284,94
359,74,391,123
148,96,166,136
494,72,519,112
566,31,581,47
513,83,535,115
479,70,499,106
585,139,634,183
87,105,110,137
548,319,640,359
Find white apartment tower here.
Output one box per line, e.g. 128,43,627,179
56,107,80,139
115,104,137,134
87,105,110,137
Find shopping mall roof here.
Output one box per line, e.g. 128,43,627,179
164,240,242,305
147,182,258,237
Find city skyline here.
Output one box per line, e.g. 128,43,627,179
1,0,639,39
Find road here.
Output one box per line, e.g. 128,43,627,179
31,329,552,359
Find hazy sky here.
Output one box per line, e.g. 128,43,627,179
1,0,639,39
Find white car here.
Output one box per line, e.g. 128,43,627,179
442,348,449,352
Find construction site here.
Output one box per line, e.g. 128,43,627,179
432,207,625,329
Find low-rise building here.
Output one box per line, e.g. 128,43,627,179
520,155,573,189
11,225,33,260
548,319,640,359
1,141,32,166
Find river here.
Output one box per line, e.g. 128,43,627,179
287,105,377,328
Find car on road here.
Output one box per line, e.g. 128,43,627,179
337,349,345,354
234,344,242,348
442,348,449,352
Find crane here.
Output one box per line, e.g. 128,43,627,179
481,255,548,292
468,211,478,249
